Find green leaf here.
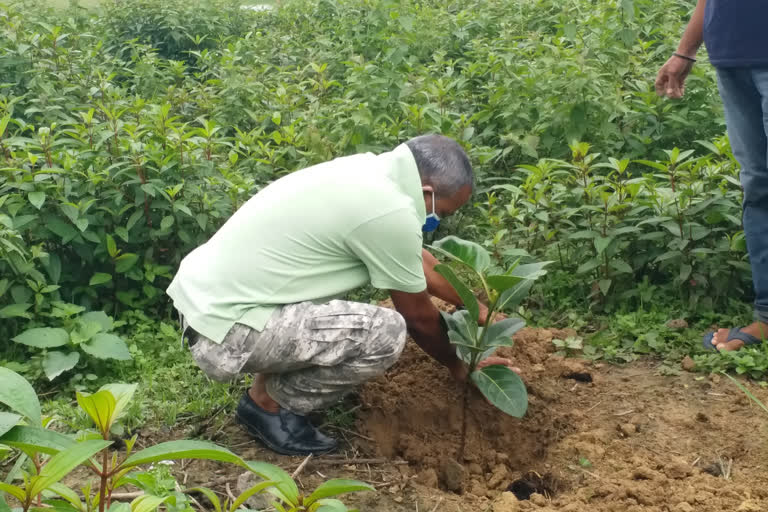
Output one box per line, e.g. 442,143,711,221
441,310,478,347
114,253,139,273
131,494,171,512
230,480,277,510
28,191,46,210
0,412,22,438
497,280,534,311
610,259,633,274
12,327,69,348
0,482,26,502
42,352,80,381
123,440,249,470
0,367,42,425
0,425,75,456
484,317,525,347
0,303,32,319
429,236,491,273
79,311,113,332
99,384,137,422
82,333,132,360
470,365,528,418
305,479,374,505
598,279,612,296
487,262,551,293
106,234,117,258
28,439,112,496
76,390,116,434
160,216,174,231
434,264,479,323
47,483,84,511
183,488,221,512
594,236,613,255
311,499,350,512
245,461,299,505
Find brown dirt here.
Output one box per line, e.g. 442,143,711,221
82,298,768,512
351,299,768,511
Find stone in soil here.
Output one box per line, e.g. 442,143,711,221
440,458,466,493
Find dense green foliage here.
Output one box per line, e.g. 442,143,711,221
0,0,762,389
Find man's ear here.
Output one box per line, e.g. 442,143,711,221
421,184,434,194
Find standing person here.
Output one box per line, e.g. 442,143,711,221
167,135,513,455
655,0,768,351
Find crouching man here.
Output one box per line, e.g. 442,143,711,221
167,135,511,455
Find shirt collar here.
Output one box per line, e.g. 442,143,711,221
382,144,426,223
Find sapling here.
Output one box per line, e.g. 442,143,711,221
429,236,551,461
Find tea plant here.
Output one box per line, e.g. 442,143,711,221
0,368,372,512
430,236,550,458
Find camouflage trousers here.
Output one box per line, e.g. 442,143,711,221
183,300,406,414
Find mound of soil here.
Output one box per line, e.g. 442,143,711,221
355,300,768,511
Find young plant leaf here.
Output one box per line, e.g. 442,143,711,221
245,461,299,505
78,311,113,332
470,365,528,418
434,264,479,322
441,310,478,347
0,482,26,502
47,483,84,511
42,351,80,381
230,480,277,510
123,440,248,470
183,488,222,512
99,384,138,423
0,425,76,455
82,333,132,360
430,236,491,274
28,439,112,496
0,367,42,426
12,327,69,348
497,280,534,311
305,479,374,505
130,494,172,512
485,317,525,347
310,498,350,512
0,412,22,438
76,390,117,435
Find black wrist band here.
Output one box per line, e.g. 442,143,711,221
672,52,697,63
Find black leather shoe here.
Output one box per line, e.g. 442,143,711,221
235,392,338,456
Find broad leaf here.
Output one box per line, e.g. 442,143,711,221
441,310,477,348
0,412,22,438
114,253,139,273
79,311,113,332
99,384,138,423
89,273,113,286
0,303,32,319
497,280,534,311
430,236,491,274
12,328,69,348
594,236,612,255
28,439,112,496
0,367,42,425
42,351,80,381
76,390,116,435
306,479,374,505
471,365,528,418
245,461,299,505
81,333,132,360
123,440,248,470
0,482,25,502
0,425,76,455
28,191,46,210
434,264,479,322
47,483,84,511
484,317,525,347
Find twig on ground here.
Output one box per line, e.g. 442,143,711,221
292,454,313,479
225,483,237,504
326,426,375,442
109,492,144,500
613,409,635,416
579,468,604,481
312,458,408,466
429,497,444,512
585,400,603,413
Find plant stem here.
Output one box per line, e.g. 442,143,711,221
457,381,469,463
98,446,109,512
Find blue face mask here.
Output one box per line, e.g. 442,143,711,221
422,189,441,233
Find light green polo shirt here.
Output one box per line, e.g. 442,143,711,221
166,144,428,343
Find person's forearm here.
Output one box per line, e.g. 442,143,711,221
677,0,706,57
422,248,464,306
406,310,464,375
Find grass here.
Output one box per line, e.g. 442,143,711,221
48,0,274,7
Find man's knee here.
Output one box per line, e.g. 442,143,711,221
367,307,407,364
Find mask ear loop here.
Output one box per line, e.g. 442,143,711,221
430,189,440,220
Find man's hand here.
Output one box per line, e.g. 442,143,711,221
655,55,694,99
477,304,507,326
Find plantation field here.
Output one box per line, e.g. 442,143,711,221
1,0,767,510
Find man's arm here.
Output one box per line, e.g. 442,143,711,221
655,0,706,98
389,289,467,381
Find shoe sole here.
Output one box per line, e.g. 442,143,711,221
235,412,337,457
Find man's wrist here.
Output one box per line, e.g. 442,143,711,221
672,52,697,63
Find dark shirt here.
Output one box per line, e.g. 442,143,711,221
703,0,768,68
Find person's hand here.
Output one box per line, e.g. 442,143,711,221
477,356,521,375
477,304,507,326
655,55,695,99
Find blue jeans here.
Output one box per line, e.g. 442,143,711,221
716,68,768,324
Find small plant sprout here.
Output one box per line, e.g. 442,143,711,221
553,336,584,356
429,236,551,459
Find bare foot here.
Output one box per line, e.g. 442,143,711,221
248,374,281,413
712,322,768,351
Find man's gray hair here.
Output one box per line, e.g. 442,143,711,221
405,134,474,197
